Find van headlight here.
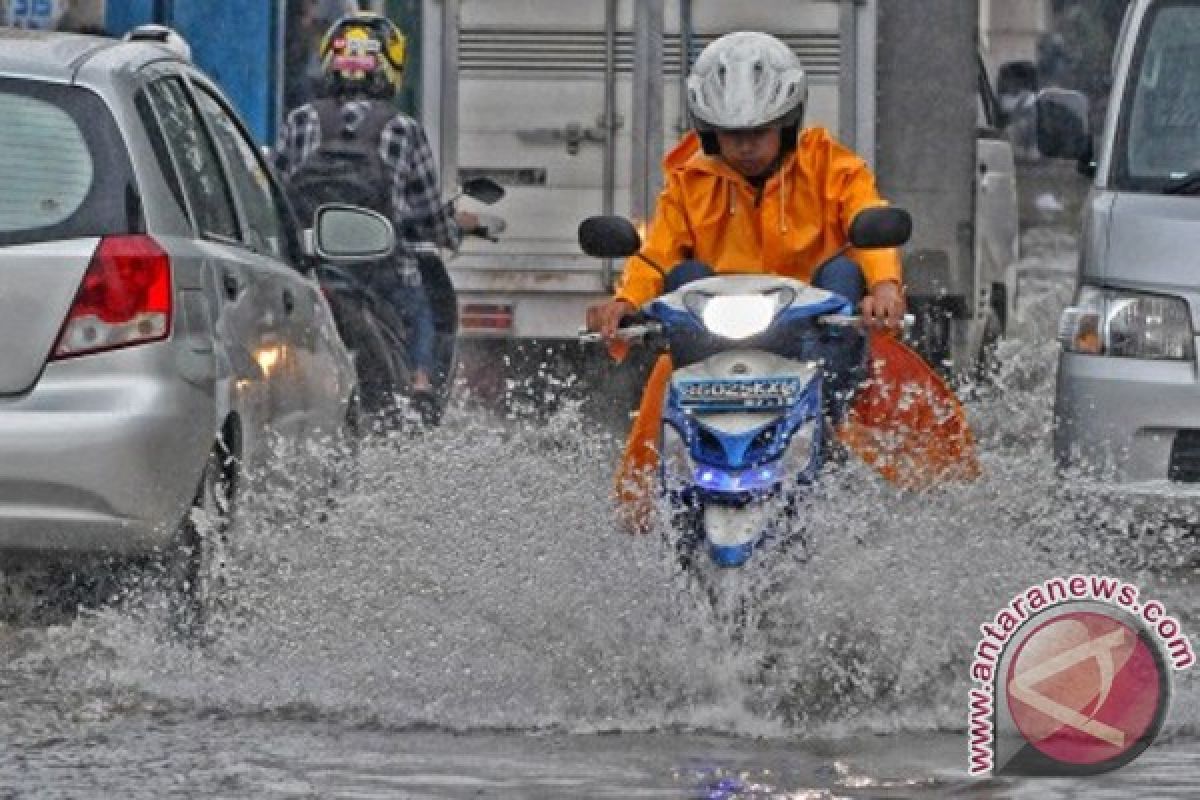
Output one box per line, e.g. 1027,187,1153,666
1058,286,1193,360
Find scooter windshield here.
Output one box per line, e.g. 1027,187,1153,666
647,276,853,367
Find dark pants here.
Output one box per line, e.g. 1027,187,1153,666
372,270,435,378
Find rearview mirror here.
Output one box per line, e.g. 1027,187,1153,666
578,215,642,259
849,207,912,250
312,204,395,261
997,60,1039,98
461,176,506,205
1036,88,1091,161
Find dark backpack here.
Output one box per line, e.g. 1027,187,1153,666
285,97,397,226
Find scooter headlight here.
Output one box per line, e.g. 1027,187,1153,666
683,288,795,340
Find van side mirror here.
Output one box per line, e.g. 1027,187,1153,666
311,204,395,261
1036,88,1091,161
997,60,1040,97
849,207,912,250
578,215,642,259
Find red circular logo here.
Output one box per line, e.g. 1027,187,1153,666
1005,610,1165,767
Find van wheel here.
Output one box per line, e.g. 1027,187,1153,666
165,441,236,632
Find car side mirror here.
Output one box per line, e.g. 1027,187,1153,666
997,59,1040,94
578,215,642,259
310,204,395,261
849,207,912,250
1036,88,1091,161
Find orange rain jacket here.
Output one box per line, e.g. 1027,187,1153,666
615,127,901,308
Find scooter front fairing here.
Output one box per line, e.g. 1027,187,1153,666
643,276,863,567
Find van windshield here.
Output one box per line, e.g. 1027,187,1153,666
1117,2,1200,191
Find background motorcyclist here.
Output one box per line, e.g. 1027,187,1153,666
586,31,905,339
275,10,477,395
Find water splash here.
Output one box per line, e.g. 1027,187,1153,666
1,230,1195,745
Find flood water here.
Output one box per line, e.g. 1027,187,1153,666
1,229,1196,798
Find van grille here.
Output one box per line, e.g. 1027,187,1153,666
1168,429,1200,482
459,30,839,77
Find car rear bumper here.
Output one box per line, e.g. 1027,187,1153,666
0,363,213,556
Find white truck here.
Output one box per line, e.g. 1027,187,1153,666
417,0,1019,393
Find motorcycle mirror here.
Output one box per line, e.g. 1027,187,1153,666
848,207,912,250
313,204,395,261
578,215,641,259
461,176,506,205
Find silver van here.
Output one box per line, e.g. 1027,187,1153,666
1048,0,1200,503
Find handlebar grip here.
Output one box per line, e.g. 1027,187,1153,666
819,313,916,329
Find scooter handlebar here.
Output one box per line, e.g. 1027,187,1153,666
463,213,506,242
818,313,915,329
579,314,912,343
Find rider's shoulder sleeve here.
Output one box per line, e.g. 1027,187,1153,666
821,132,903,288
615,173,693,307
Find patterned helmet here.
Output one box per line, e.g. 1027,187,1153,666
319,12,407,98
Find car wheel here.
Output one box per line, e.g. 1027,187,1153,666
164,440,236,632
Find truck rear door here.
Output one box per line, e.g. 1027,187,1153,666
446,0,846,340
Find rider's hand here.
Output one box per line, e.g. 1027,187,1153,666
455,210,480,233
586,299,636,340
860,280,906,329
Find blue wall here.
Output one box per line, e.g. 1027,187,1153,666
107,0,278,144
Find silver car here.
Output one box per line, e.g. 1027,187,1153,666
0,31,377,599
1044,0,1200,513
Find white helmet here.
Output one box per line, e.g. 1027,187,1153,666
123,24,192,62
687,32,807,139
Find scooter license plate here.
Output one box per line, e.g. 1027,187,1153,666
676,377,802,409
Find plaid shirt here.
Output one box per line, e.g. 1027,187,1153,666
275,99,461,286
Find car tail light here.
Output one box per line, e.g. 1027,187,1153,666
460,302,514,332
52,235,172,360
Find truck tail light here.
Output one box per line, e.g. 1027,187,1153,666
52,235,172,360
460,302,513,333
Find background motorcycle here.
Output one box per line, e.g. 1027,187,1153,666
579,209,911,582
316,177,505,428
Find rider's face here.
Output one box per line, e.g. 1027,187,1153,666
715,126,783,179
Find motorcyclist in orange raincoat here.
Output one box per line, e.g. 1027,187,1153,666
587,31,905,340
586,31,976,514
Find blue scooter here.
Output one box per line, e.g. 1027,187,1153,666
579,208,912,570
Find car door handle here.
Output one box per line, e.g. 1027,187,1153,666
282,289,296,314
222,270,241,300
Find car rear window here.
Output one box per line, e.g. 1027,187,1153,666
0,78,139,246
